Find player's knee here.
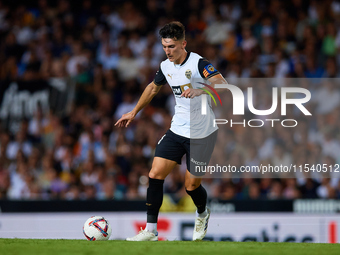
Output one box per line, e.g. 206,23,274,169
148,171,158,179
149,169,165,180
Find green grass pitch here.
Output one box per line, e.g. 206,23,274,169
1,239,340,255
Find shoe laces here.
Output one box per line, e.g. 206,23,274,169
138,228,154,236
195,217,204,231
138,228,147,234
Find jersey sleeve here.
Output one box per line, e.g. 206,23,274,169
198,58,220,79
153,66,167,86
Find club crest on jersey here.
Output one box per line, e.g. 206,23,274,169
185,69,192,79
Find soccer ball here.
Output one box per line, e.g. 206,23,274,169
83,216,112,241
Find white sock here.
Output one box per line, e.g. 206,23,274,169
146,223,157,233
196,208,208,218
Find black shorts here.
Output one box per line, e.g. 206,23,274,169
154,129,218,176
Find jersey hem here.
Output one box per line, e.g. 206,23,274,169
169,127,218,139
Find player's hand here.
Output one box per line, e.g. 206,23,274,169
115,111,136,128
181,88,203,99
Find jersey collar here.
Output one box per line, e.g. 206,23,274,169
180,52,190,66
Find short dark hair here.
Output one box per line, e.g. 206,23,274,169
159,21,185,41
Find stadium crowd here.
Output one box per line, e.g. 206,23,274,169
0,0,340,202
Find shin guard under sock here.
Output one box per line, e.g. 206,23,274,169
186,185,207,214
146,177,164,223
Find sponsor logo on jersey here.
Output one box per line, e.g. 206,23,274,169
185,69,192,79
171,83,193,96
172,86,182,95
203,64,217,78
180,83,192,92
167,74,173,79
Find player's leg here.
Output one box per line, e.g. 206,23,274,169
185,170,210,241
185,170,206,213
184,130,218,240
126,157,177,241
146,157,177,233
127,130,184,241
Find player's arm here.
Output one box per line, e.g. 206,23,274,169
205,73,228,92
181,59,227,98
115,81,162,128
115,67,167,128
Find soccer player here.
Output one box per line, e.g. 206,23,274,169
115,21,227,241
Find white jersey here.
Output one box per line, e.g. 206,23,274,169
154,52,219,139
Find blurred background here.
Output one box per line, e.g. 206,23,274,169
0,0,339,212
